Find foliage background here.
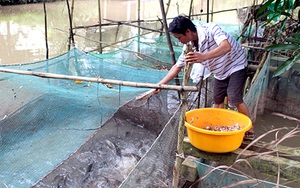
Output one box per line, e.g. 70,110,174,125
257,0,300,77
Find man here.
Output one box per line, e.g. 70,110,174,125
154,15,254,140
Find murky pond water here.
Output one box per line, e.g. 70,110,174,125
0,0,254,65
254,110,299,148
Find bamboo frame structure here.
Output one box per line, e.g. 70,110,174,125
0,68,198,92
34,1,267,187
103,18,163,33
70,5,252,33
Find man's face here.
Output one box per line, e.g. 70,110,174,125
171,29,192,44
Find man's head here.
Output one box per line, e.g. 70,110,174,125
168,16,197,44
168,16,197,34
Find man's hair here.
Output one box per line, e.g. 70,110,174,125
167,16,197,35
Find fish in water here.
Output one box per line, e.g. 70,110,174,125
105,139,122,157
204,124,241,132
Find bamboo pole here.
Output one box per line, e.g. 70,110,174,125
66,0,75,50
98,0,102,53
251,51,269,85
53,27,153,51
43,0,49,60
188,0,194,19
172,43,194,188
206,0,209,23
72,19,154,30
196,69,205,108
241,44,265,50
70,0,74,20
0,68,198,92
72,6,252,30
165,0,171,15
120,47,172,65
103,19,163,33
211,0,214,22
138,0,141,36
196,0,211,108
159,0,181,89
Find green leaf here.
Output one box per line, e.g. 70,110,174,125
257,0,274,15
273,54,300,77
257,10,273,20
279,11,292,17
293,0,300,9
262,13,281,25
274,0,281,11
294,33,300,39
265,44,300,51
279,17,288,31
284,0,292,9
285,37,300,45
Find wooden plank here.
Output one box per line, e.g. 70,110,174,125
183,137,300,184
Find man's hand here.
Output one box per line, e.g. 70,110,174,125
185,40,231,63
153,88,161,94
185,52,206,63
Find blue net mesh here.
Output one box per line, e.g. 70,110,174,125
89,35,183,70
0,35,182,187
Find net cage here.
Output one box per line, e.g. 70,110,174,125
0,34,184,188
0,29,270,187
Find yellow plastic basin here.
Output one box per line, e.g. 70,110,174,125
185,108,252,153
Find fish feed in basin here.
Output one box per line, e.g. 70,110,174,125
185,108,252,153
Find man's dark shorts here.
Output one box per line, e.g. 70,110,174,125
213,68,247,106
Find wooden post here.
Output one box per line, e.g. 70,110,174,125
172,42,194,188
